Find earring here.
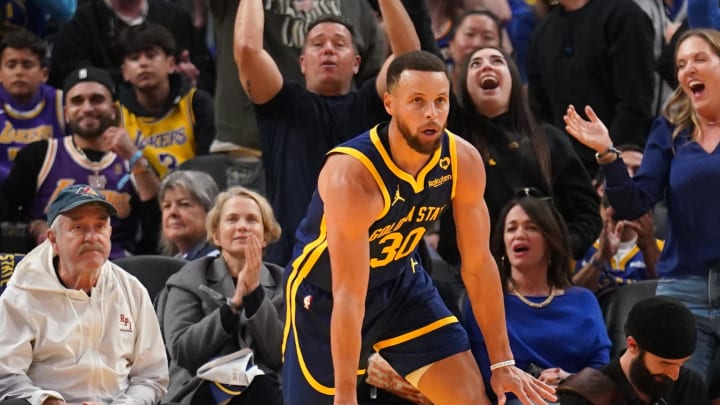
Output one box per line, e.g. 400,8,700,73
549,0,559,5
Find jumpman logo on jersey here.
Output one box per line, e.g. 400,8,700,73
392,185,405,206
410,258,418,273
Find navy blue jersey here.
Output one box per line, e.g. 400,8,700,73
290,124,458,291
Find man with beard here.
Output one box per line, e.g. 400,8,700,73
559,296,709,405
0,184,168,405
282,51,555,405
0,67,161,257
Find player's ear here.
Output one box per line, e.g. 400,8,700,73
383,91,393,116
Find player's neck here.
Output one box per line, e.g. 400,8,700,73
387,123,433,177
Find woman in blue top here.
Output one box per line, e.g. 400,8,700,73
563,28,720,386
462,192,611,405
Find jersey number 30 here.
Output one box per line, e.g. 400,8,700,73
370,227,425,268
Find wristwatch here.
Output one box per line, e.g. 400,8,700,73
131,156,152,175
595,146,622,161
226,297,240,312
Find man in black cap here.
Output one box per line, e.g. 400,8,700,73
559,296,709,405
0,184,168,405
0,66,161,257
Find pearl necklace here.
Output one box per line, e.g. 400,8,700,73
511,285,556,309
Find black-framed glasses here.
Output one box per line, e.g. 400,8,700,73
514,187,552,202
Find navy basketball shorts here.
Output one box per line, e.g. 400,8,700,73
281,261,470,404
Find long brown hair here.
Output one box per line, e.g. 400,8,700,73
492,196,572,292
664,29,720,142
457,46,552,188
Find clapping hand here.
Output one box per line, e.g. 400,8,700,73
230,234,263,308
563,105,613,153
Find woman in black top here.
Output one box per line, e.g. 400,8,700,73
438,46,601,266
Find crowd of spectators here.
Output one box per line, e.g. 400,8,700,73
0,0,718,404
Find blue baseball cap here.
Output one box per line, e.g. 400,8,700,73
46,184,117,225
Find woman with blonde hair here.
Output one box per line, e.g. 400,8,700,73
564,28,720,390
161,186,283,405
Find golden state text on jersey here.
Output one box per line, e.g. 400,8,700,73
288,124,458,291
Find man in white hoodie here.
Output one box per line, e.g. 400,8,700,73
0,184,169,405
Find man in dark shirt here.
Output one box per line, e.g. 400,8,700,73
560,296,709,405
234,0,424,266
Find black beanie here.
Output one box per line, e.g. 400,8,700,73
625,296,697,359
62,66,116,100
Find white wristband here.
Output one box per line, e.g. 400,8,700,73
489,359,516,371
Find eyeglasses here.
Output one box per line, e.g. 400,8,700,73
514,187,552,202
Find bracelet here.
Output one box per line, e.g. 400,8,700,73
128,149,144,168
226,297,240,312
590,257,603,268
489,359,516,371
595,145,622,160
131,157,151,175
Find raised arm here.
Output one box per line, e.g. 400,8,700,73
234,0,283,104
319,154,384,404
375,0,421,97
452,138,555,405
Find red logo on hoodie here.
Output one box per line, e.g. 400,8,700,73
120,314,133,332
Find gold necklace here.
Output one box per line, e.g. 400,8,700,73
511,285,556,309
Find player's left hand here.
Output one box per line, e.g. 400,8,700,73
490,366,556,405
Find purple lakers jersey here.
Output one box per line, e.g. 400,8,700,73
30,136,138,258
0,83,65,183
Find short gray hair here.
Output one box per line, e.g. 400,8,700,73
159,170,219,211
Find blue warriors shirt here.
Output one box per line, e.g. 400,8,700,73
289,124,458,292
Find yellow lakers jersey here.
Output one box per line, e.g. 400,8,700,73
119,89,197,178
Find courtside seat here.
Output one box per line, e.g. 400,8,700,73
113,255,187,302
601,279,658,358
177,154,229,190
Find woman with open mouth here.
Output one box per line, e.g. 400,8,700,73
461,193,610,405
563,28,720,400
437,45,600,271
